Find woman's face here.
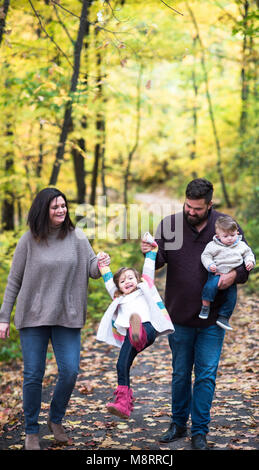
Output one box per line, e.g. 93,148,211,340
49,196,67,227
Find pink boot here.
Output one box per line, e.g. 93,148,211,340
129,314,147,352
128,387,135,412
106,385,131,419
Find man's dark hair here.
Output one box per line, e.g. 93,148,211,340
27,187,75,241
185,178,213,204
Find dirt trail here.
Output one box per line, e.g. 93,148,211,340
0,190,258,454
135,189,183,216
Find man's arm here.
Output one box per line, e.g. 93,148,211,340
154,220,168,270
141,224,167,270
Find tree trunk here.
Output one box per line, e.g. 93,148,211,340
190,35,198,178
90,35,106,206
36,119,44,177
2,124,15,230
1,3,14,230
72,136,87,204
237,0,249,167
49,0,91,186
90,119,104,206
187,2,232,208
0,0,10,45
71,10,93,205
101,113,107,199
124,64,143,207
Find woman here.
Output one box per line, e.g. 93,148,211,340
0,188,108,450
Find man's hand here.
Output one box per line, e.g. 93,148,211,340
0,322,10,340
217,270,237,290
141,241,153,254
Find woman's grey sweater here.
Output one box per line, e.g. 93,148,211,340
0,227,101,329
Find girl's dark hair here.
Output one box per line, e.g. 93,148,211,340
27,187,75,241
113,267,141,297
186,178,213,204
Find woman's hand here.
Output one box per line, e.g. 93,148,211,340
0,322,10,340
97,252,111,267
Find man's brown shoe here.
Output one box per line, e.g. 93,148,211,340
159,422,187,443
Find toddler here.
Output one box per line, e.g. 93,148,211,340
96,233,174,419
199,215,255,330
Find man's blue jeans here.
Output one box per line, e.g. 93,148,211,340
168,324,225,435
19,326,81,434
202,273,237,319
117,322,157,387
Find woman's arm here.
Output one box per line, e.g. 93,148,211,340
0,233,28,324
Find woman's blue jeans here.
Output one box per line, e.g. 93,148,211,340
168,324,225,436
19,326,81,434
202,273,237,319
117,322,157,387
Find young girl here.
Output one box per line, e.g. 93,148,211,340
96,233,174,419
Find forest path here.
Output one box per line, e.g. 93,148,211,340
134,188,183,216
0,190,258,453
0,292,258,452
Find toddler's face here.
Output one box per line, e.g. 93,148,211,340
216,229,238,246
118,269,138,295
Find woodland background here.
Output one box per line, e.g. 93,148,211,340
0,0,258,361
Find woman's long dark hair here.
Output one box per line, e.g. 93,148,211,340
27,188,75,241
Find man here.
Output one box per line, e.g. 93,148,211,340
141,178,249,450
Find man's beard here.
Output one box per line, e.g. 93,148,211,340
183,205,209,227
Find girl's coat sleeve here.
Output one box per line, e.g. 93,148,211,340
140,246,174,334
96,264,125,347
96,248,174,349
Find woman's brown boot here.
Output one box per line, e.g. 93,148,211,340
25,433,40,450
47,419,69,443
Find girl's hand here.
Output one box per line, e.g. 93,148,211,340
0,322,10,340
97,252,111,267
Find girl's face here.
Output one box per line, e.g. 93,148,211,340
118,269,138,295
216,229,238,246
49,196,67,227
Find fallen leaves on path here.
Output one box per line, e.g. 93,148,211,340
0,289,258,451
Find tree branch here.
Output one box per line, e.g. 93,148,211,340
160,0,184,16
53,3,74,46
50,0,80,19
28,0,73,67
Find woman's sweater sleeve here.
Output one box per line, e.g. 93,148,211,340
85,237,101,279
0,234,28,323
